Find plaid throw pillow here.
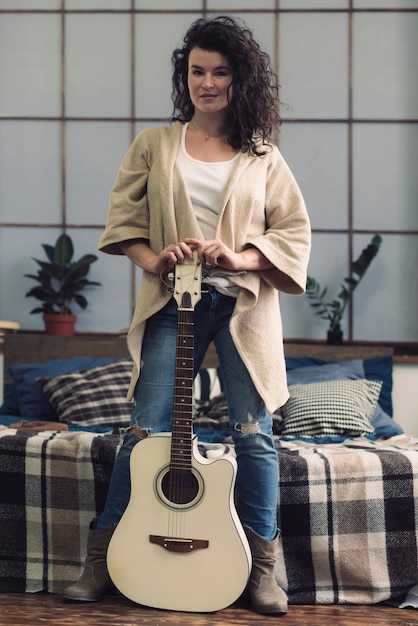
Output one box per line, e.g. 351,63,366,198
281,378,382,438
37,359,133,428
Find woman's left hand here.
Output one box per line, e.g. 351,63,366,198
183,238,274,272
185,238,240,270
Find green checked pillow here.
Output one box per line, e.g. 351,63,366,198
37,359,133,428
281,378,382,438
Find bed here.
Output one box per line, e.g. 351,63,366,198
0,331,417,610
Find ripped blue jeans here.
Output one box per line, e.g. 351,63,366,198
97,286,279,540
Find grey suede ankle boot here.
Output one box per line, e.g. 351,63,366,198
244,526,288,615
63,519,116,602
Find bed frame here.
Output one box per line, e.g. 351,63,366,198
3,331,393,381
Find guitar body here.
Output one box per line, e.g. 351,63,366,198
107,433,252,612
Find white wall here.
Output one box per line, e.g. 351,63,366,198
392,364,418,437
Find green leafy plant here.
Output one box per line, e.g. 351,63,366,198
306,234,383,333
25,233,101,315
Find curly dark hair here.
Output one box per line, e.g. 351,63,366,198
171,16,282,157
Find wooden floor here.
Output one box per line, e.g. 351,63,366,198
0,593,417,626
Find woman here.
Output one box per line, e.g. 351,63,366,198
64,15,310,614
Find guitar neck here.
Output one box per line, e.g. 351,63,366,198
171,251,202,473
172,305,194,470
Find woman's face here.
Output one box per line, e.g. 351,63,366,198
187,46,233,116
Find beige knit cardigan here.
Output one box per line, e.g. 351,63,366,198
99,122,311,413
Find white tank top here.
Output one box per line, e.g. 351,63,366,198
177,123,239,240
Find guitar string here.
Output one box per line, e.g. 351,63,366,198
175,264,198,540
171,287,193,539
173,314,189,541
169,260,201,541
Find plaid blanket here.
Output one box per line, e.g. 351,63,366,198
276,435,418,607
0,426,417,606
0,427,118,593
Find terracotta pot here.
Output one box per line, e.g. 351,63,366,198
43,314,77,336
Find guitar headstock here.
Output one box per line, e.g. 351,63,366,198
173,250,202,311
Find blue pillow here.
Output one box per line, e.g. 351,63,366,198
370,404,403,437
285,354,393,416
286,357,328,370
7,357,122,420
363,356,393,418
287,359,364,386
0,383,21,416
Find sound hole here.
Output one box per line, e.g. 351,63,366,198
161,469,200,505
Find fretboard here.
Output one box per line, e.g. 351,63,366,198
171,306,194,471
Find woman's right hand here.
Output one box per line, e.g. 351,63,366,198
157,239,201,274
119,238,202,275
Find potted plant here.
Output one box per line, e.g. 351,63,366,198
24,233,101,335
305,234,383,344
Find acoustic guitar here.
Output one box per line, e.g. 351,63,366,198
106,252,252,613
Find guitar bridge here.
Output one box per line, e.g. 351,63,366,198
149,535,209,553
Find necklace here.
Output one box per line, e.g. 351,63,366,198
190,120,222,142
